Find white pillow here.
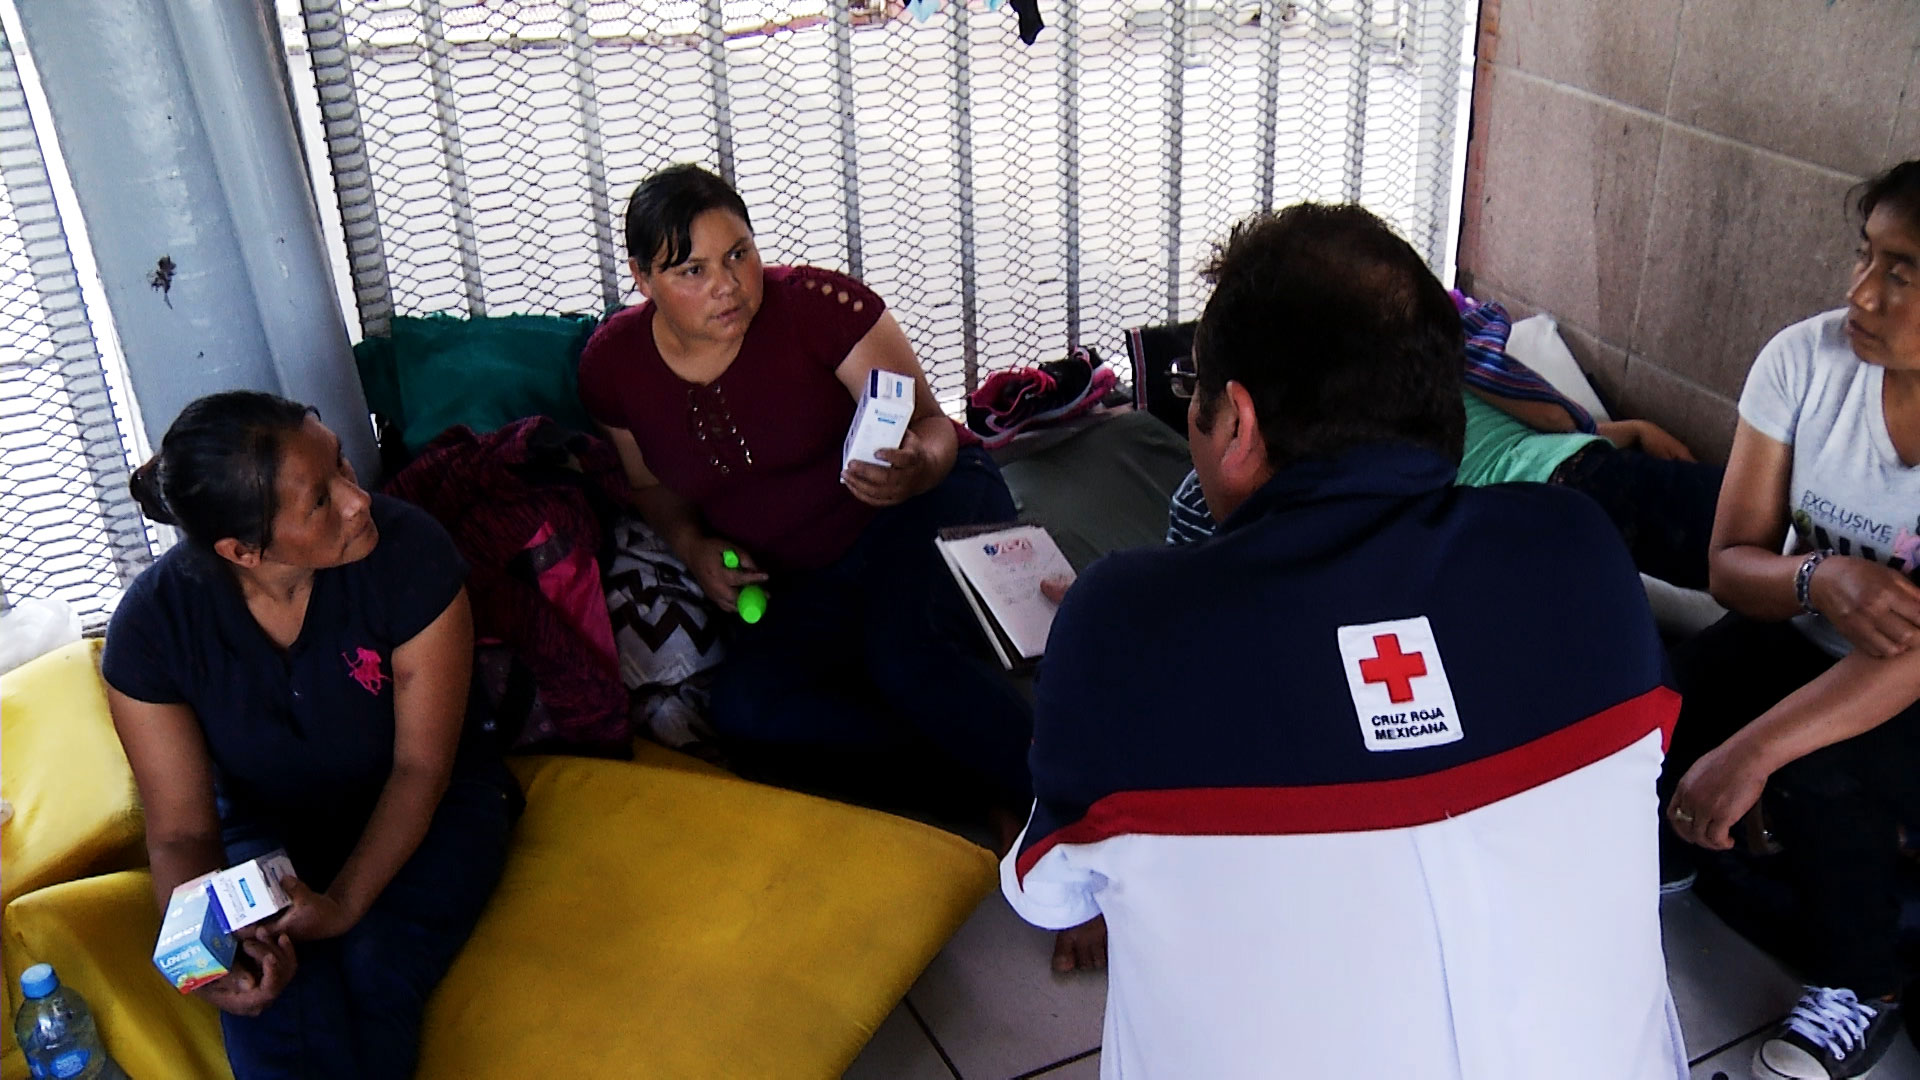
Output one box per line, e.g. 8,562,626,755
1641,573,1727,638
1502,314,1613,424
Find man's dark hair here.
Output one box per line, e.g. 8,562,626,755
1192,203,1465,468
1855,159,1920,229
128,390,317,553
624,164,753,273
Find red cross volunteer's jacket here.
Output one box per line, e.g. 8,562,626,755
1004,442,1687,1080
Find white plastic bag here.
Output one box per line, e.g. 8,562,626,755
0,597,84,676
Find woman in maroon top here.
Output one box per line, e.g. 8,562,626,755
579,165,1032,833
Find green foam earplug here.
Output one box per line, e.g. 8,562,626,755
722,549,768,624
736,584,768,624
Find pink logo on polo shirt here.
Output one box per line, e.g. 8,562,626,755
342,647,389,695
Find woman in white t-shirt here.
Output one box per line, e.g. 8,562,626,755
1665,161,1920,1080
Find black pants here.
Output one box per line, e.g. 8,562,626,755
710,446,1033,807
1551,444,1723,592
1669,614,1920,997
218,767,521,1079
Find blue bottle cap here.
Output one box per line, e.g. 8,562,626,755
20,964,57,1000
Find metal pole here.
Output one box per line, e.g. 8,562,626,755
1346,0,1373,202
1164,0,1188,321
1255,0,1285,210
563,0,622,313
299,0,395,338
1414,0,1465,269
832,0,863,278
13,0,376,480
418,0,487,317
951,2,980,393
700,0,736,183
0,22,150,585
1060,0,1081,346
165,0,376,473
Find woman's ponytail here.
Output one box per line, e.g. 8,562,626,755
127,455,176,526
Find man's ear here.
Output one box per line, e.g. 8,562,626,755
1219,381,1269,484
213,537,260,569
628,257,652,300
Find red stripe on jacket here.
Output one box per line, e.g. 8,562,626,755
1015,685,1679,885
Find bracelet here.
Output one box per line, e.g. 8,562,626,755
1795,549,1834,616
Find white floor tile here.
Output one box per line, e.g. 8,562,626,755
843,1003,956,1080
1689,1030,1763,1080
1025,1051,1101,1079
885,887,1894,1079
1880,1036,1920,1079
1662,892,1803,1059
1689,1028,1920,1080
906,894,1107,1079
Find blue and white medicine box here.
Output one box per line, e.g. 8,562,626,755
842,369,915,470
152,850,295,993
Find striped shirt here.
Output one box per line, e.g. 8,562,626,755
1166,470,1214,545
1459,299,1597,435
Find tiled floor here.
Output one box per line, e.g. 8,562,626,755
848,889,1920,1080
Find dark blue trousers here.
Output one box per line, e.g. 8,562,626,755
1551,443,1724,591
1669,614,1920,998
710,446,1034,806
218,767,519,1080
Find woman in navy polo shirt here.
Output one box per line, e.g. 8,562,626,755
101,391,519,1080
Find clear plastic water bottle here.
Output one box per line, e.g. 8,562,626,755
13,964,129,1080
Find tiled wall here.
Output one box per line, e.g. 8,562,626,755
1456,0,1915,462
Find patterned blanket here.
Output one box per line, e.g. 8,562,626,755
603,517,726,748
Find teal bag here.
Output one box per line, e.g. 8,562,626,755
354,312,600,458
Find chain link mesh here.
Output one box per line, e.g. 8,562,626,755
0,21,150,626
293,0,1469,408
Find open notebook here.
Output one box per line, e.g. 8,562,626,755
934,523,1075,670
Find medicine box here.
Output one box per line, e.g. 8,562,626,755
842,368,914,469
211,849,295,930
152,850,295,993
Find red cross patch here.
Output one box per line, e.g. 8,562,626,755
1336,616,1463,752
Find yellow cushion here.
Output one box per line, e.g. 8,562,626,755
3,870,230,1080
418,754,995,1079
1,639,146,905
2,640,147,1074
0,743,993,1080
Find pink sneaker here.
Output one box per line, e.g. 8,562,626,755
966,347,1117,448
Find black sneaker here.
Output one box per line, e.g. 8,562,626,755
1752,987,1902,1079
1659,825,1696,895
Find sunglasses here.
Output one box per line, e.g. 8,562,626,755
1169,354,1198,400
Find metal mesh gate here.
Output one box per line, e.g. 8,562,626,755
0,20,150,626
292,0,1471,406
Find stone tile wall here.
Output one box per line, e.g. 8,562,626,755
1457,0,1915,462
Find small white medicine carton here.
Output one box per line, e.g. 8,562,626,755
210,849,295,931
842,369,914,470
